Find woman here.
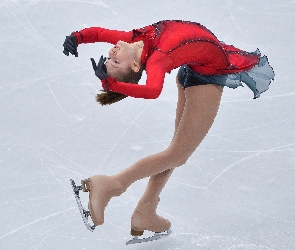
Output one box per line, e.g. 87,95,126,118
63,20,274,236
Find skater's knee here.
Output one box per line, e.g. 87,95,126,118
163,148,191,167
176,152,191,166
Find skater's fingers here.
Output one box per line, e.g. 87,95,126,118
66,36,74,47
97,55,107,69
98,55,104,65
63,49,69,56
101,56,106,63
90,58,97,71
63,42,75,54
102,60,107,72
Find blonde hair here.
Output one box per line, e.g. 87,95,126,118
96,65,144,106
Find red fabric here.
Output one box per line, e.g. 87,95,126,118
73,20,260,99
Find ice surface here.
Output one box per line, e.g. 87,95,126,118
1,0,295,249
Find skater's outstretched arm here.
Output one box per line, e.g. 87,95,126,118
72,27,133,45
63,27,133,57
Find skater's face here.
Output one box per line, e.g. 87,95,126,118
105,40,143,79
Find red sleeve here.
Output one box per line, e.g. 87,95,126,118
104,60,166,99
72,27,133,45
72,26,165,99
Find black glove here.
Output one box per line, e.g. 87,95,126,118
63,35,78,57
90,56,108,80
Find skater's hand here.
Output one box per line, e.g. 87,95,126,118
63,35,78,57
90,56,108,80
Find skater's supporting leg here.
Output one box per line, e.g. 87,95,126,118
135,78,185,204
130,169,174,234
131,78,185,231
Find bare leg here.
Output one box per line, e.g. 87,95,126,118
135,78,185,203
114,84,223,187
130,78,185,233
88,83,223,227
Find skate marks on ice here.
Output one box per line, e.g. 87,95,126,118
170,232,274,250
150,218,276,250
70,179,96,232
123,227,273,250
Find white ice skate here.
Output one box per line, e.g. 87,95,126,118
126,229,172,245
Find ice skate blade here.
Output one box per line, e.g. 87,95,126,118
70,179,96,232
126,229,172,245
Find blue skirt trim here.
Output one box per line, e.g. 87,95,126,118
177,51,275,98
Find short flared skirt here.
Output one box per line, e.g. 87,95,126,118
177,54,275,99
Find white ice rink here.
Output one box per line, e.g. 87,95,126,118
1,0,295,249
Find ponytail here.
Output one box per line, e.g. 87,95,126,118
96,91,127,106
96,63,145,106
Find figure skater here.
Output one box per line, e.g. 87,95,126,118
63,20,274,236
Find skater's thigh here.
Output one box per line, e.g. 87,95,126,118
168,84,223,160
174,76,186,134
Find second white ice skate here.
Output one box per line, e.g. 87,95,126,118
126,229,172,245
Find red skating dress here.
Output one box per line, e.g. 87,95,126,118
73,20,274,99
